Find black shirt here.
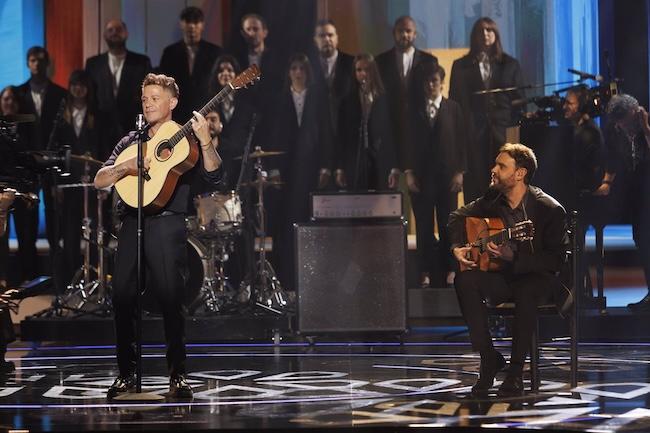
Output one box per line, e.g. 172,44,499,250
103,131,222,217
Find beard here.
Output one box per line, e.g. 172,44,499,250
106,38,126,50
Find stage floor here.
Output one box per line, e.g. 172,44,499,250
2,341,650,432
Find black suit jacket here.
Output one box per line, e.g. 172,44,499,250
159,40,223,122
449,53,524,136
17,80,67,151
338,90,397,189
448,185,568,276
309,50,354,146
376,47,438,168
85,50,152,137
406,97,467,182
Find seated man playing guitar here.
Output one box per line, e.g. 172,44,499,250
449,143,567,397
94,73,223,399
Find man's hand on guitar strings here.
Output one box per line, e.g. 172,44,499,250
486,241,514,261
453,245,477,269
191,110,212,148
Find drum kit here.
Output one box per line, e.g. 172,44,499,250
48,146,291,317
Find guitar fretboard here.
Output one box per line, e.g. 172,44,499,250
168,83,235,147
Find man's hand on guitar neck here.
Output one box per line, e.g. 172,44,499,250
486,242,514,262
453,245,477,269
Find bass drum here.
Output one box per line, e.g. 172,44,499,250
142,237,206,314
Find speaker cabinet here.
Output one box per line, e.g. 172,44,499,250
295,222,407,333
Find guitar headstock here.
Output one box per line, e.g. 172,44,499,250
231,64,261,90
512,219,534,241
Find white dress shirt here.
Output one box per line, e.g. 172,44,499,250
72,106,87,138
108,52,126,96
291,87,307,127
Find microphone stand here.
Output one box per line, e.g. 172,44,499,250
114,114,163,401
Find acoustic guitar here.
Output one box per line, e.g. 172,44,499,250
114,64,261,213
461,217,535,271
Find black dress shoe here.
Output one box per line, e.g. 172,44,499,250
107,374,136,400
472,350,506,394
628,293,650,311
169,374,193,398
497,373,524,397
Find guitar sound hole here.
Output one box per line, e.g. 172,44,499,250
156,140,173,161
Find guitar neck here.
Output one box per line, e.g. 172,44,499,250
471,228,511,248
169,84,235,146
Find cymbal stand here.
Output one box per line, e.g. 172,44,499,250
250,154,287,314
60,164,112,317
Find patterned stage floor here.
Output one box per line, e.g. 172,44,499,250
1,341,650,432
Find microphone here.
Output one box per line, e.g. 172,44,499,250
135,114,151,181
568,68,604,82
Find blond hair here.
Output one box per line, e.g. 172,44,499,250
141,73,179,98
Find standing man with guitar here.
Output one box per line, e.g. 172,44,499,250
449,143,567,397
94,73,223,399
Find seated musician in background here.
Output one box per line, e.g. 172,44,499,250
0,190,16,373
449,143,567,397
94,73,223,399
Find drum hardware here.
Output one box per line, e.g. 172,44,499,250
186,237,237,315
45,158,113,317
239,148,289,314
234,147,285,160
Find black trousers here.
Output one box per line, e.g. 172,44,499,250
112,213,188,377
410,175,457,282
454,270,553,371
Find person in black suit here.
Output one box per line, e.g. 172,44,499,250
233,14,284,149
405,64,467,288
56,70,104,286
449,143,567,397
0,190,17,373
601,94,650,312
268,53,332,289
85,19,151,159
310,19,354,188
17,46,68,285
206,55,256,191
376,16,438,170
159,6,223,123
449,17,524,202
337,54,399,191
0,86,39,284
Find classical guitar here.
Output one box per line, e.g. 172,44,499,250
114,64,261,212
461,217,534,272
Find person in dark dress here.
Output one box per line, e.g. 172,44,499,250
449,17,524,202
337,54,399,191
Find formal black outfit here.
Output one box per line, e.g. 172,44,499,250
449,53,524,201
159,40,223,123
56,107,103,286
309,50,354,174
233,48,284,148
337,90,397,190
269,86,332,288
104,132,222,377
17,79,68,282
449,185,567,373
376,47,437,169
406,96,467,282
603,124,650,295
0,123,39,283
85,51,152,159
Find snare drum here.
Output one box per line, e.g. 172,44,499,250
192,191,243,235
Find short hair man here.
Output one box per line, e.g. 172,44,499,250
449,143,567,397
94,73,223,399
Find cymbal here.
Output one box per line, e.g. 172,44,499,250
241,179,285,188
57,182,96,189
234,150,285,160
71,154,103,166
0,114,36,123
